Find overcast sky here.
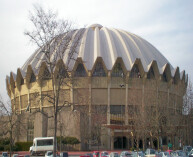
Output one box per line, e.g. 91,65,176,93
0,0,193,101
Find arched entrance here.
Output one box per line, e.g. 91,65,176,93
153,138,158,149
139,139,143,149
114,136,127,149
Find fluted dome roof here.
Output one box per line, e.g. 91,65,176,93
22,24,173,73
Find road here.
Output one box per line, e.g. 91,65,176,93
0,155,79,157
30,155,80,157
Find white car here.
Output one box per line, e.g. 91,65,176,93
45,151,53,157
100,151,109,157
109,152,119,157
45,151,60,157
2,152,8,157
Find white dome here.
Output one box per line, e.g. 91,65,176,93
21,24,173,73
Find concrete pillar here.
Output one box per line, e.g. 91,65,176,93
131,135,134,148
126,135,130,149
107,72,111,150
125,84,128,125
19,92,21,114
111,130,114,150
88,72,92,150
167,88,170,108
107,71,111,125
34,112,48,137
142,84,145,109
28,89,30,112
70,85,73,104
70,85,74,111
13,94,16,113
107,128,111,150
39,86,42,111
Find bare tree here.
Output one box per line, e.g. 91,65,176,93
90,105,107,150
182,80,193,145
0,96,25,157
24,5,83,156
183,80,193,114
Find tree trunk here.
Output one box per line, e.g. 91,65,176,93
54,110,58,157
9,126,13,157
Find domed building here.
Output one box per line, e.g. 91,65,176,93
6,24,189,150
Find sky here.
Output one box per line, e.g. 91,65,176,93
0,0,193,101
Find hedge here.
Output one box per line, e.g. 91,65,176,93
57,136,80,145
15,142,33,151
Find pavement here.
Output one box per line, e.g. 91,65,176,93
1,150,124,157
0,151,97,157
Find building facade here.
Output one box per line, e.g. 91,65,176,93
6,24,190,150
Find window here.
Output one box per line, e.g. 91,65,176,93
110,105,125,115
173,75,178,84
74,63,87,77
147,66,155,79
92,62,106,77
21,77,24,85
30,72,36,83
57,67,68,79
37,139,53,146
111,63,124,77
162,71,167,82
110,105,125,125
130,64,141,78
42,68,51,80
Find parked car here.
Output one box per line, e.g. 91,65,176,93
188,150,193,157
93,151,100,157
60,152,68,157
84,153,93,157
183,146,193,156
110,152,119,157
2,152,8,157
156,152,170,157
144,148,156,157
120,151,133,157
100,151,109,157
80,154,92,157
166,150,173,155
45,151,53,157
183,146,192,152
12,154,18,157
80,155,90,157
131,151,138,157
24,155,30,157
171,150,186,157
133,151,144,157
